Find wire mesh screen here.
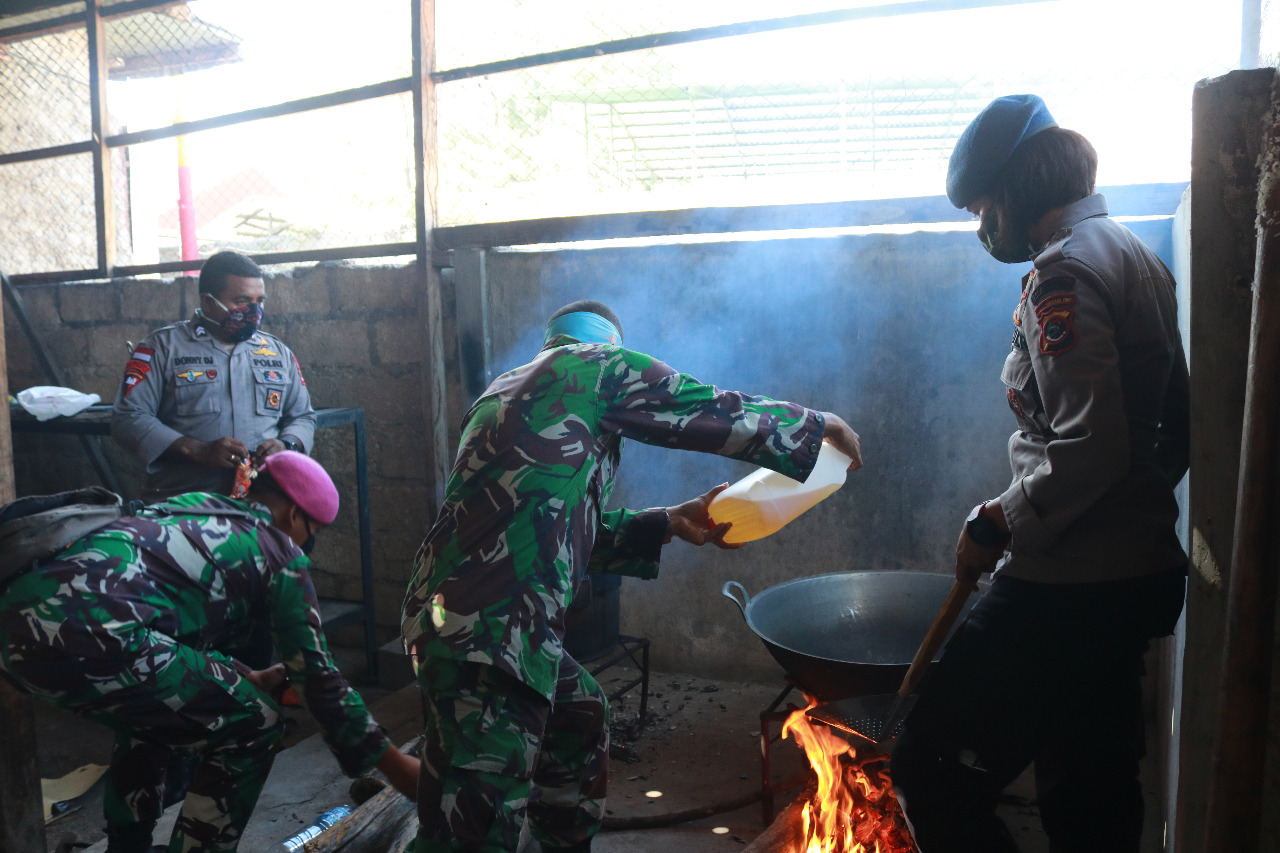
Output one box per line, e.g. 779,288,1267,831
104,0,411,130
0,154,97,273
118,93,416,262
0,26,92,152
437,0,1241,227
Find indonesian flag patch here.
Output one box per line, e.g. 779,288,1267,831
121,346,154,396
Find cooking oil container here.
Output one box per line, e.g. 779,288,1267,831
708,439,852,544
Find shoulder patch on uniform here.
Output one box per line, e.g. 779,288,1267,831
1036,294,1077,356
1028,275,1074,306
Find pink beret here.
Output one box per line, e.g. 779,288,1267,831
260,450,339,524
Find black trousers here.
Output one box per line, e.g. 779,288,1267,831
889,568,1185,853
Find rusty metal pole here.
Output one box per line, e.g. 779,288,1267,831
1203,70,1280,852
0,249,46,853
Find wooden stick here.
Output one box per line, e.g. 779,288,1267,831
1203,68,1280,851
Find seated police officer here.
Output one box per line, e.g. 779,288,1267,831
112,250,315,502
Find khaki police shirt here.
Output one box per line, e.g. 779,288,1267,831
111,314,316,499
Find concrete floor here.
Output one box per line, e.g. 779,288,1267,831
33,653,1058,853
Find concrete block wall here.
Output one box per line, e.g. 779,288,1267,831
4,263,437,645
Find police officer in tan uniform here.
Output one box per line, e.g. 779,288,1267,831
889,96,1189,853
112,251,315,501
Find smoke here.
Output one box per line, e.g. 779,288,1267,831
485,228,1022,561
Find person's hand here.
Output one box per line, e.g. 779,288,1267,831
175,435,250,469
245,663,287,698
251,439,287,466
954,502,1008,583
665,484,743,550
818,412,862,471
375,745,421,802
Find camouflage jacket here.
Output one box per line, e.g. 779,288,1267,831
402,336,826,701
0,492,388,777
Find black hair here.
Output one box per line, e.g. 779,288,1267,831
198,250,263,297
548,299,624,341
247,468,285,501
990,127,1098,234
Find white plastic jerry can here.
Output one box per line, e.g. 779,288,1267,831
707,439,853,545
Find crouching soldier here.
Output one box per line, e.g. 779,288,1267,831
0,452,419,853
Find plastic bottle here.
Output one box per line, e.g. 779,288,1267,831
281,805,354,853
707,439,852,545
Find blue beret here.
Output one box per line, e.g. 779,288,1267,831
946,94,1057,208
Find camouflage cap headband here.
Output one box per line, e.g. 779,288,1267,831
543,311,621,346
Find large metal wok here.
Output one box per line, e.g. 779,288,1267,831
722,571,983,702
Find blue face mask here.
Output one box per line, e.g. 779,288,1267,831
543,312,621,346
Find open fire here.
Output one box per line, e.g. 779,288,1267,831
780,700,916,853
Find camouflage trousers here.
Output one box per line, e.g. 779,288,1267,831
413,655,609,853
0,625,284,853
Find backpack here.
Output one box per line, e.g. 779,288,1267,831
0,487,130,582
0,488,264,585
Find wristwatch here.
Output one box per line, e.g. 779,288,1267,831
280,437,302,453
966,502,1010,548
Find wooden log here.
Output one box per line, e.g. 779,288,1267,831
741,792,807,853
1203,67,1280,851
305,783,417,853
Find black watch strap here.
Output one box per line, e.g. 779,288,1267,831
966,506,1008,548
281,437,301,453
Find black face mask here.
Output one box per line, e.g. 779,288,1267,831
976,207,1033,265
301,517,317,556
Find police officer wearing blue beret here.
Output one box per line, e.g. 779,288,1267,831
889,95,1190,852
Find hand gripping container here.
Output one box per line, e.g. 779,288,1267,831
708,439,852,545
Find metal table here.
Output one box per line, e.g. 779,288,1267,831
8,404,378,680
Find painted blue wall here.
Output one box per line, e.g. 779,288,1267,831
480,209,1178,678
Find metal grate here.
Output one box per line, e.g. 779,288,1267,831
0,27,92,152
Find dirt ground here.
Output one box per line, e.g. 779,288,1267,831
29,656,1056,853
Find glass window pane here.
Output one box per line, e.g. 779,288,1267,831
436,0,878,72
105,0,411,131
117,93,415,263
1,154,97,275
438,0,1239,225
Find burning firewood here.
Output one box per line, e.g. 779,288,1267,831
779,702,916,852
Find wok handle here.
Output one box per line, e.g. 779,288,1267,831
721,581,751,619
895,578,978,700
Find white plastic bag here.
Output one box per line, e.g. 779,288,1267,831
16,386,102,421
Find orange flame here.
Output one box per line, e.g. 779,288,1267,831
781,702,916,853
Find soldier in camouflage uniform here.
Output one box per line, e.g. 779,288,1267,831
0,452,419,853
402,300,862,853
